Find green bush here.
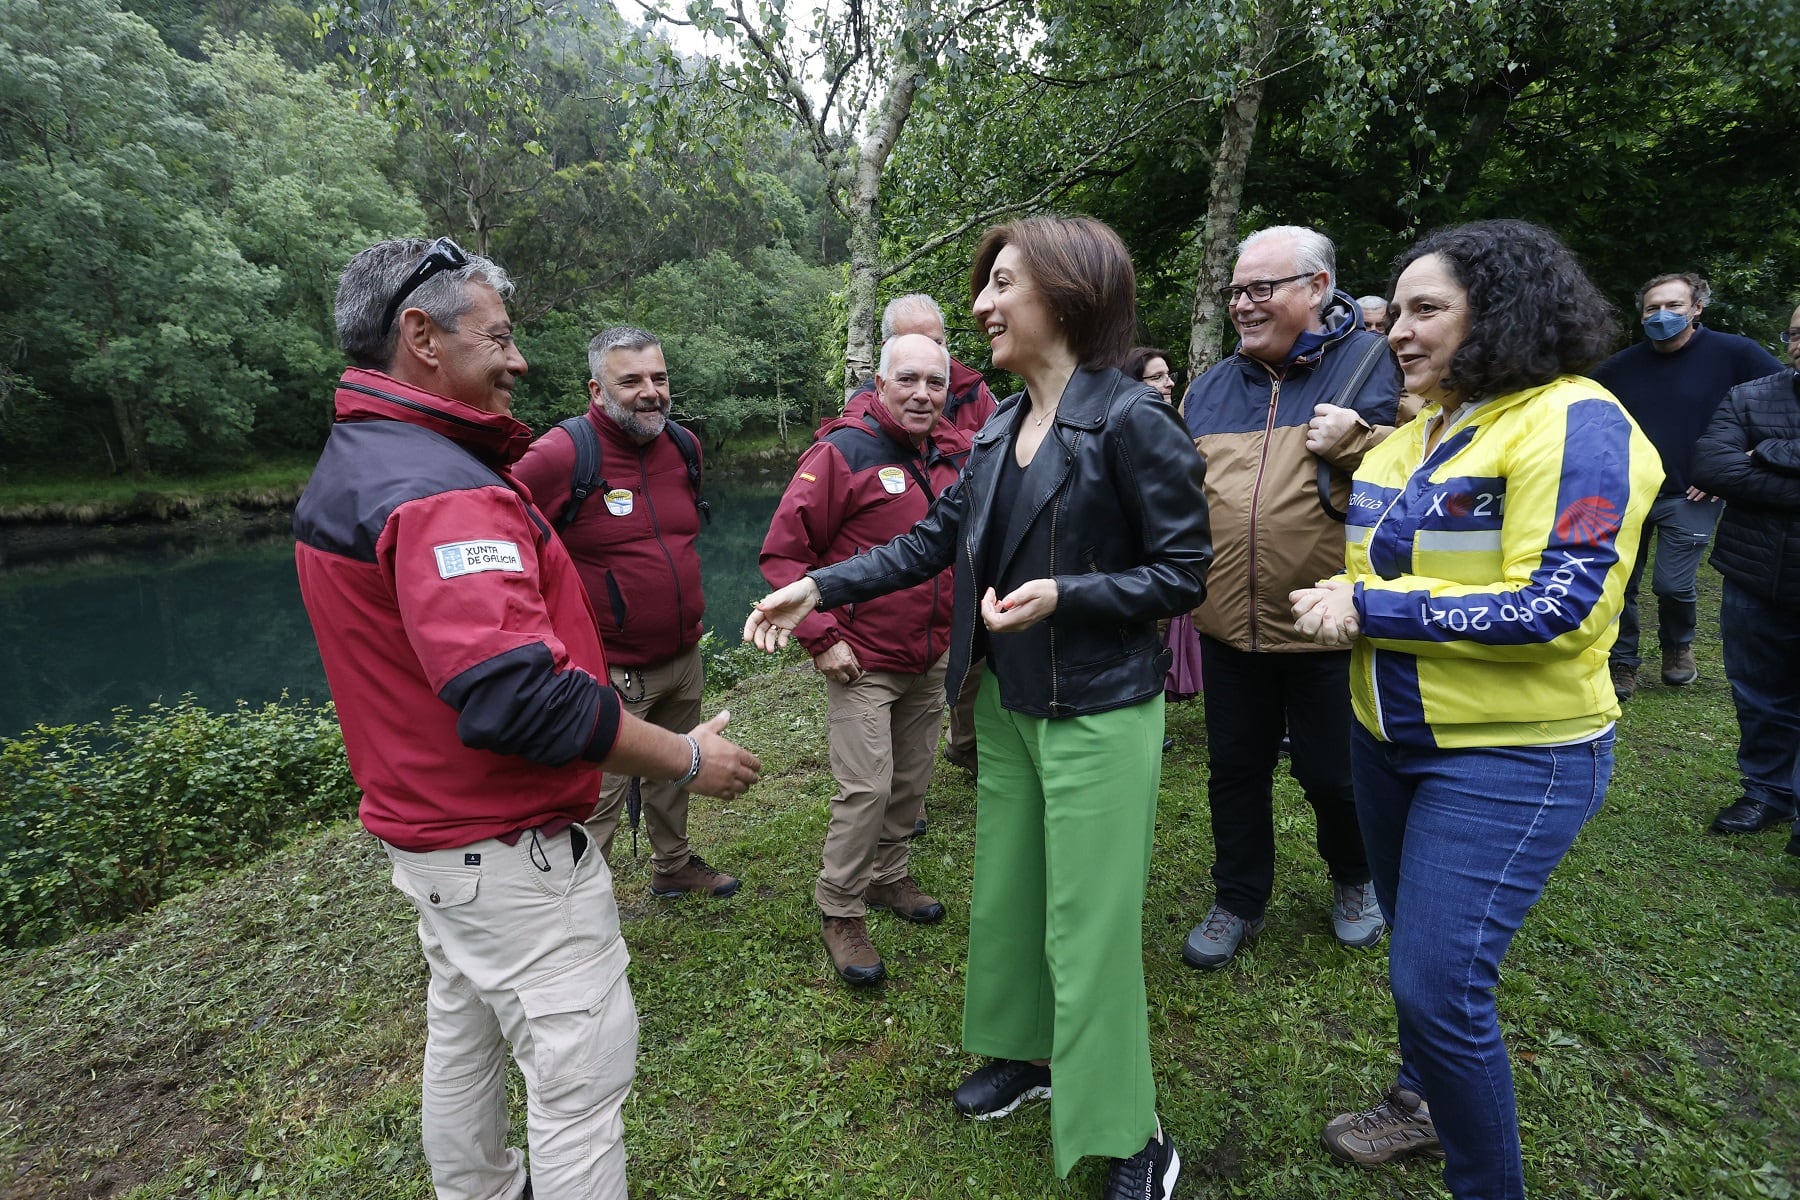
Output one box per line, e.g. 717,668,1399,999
700,629,798,697
0,696,357,949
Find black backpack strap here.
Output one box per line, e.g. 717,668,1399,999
664,420,711,525
1315,334,1389,524
555,415,605,531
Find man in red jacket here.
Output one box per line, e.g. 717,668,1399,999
762,333,968,985
294,238,760,1200
515,326,739,899
845,294,995,781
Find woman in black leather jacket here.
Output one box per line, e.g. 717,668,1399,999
747,215,1209,1200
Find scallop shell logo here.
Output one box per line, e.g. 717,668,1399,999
1553,495,1620,547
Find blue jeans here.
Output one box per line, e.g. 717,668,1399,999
1720,580,1800,818
1352,726,1613,1200
1612,494,1721,667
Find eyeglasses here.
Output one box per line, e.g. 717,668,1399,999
1781,328,1800,344
378,237,470,337
1215,273,1313,308
1143,370,1173,384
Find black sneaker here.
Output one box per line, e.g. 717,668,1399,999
951,1058,1050,1120
1103,1130,1179,1200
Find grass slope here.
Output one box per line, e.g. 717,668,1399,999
2,603,1797,1199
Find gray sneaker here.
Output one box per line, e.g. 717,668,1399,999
1331,881,1386,948
1181,904,1264,970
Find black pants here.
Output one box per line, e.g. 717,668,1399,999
1200,634,1369,921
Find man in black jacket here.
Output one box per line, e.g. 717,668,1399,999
1688,303,1800,854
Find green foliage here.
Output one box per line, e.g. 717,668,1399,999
697,629,794,696
0,0,418,477
510,246,838,449
0,696,357,949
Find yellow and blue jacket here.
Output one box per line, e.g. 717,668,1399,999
1343,376,1661,749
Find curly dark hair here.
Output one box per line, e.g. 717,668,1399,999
969,215,1137,371
1390,219,1617,403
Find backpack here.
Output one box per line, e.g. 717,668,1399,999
553,414,711,531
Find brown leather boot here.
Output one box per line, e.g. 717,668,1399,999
650,854,741,898
1662,643,1698,686
1609,660,1638,702
821,915,885,985
867,875,946,923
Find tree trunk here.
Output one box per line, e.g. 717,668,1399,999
840,8,927,404
1187,0,1280,375
843,174,882,402
93,335,150,479
109,388,150,480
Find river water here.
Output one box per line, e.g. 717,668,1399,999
0,481,784,739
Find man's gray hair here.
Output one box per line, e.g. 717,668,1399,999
878,334,951,380
881,293,946,339
588,326,661,381
335,237,514,370
1357,295,1387,311
1635,272,1711,311
1239,225,1337,312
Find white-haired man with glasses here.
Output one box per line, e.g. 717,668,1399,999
294,237,762,1200
1177,225,1401,971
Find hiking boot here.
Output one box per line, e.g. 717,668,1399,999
650,854,741,898
1322,1086,1444,1166
943,746,978,777
1786,831,1799,858
951,1058,1051,1120
1103,1129,1180,1200
867,875,945,923
911,816,929,838
821,915,885,986
1181,904,1264,970
1662,643,1698,686
1610,660,1638,702
1331,880,1385,948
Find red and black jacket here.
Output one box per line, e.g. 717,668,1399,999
844,354,998,436
513,403,706,668
761,403,969,675
293,369,621,851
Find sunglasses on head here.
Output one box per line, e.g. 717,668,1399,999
378,237,470,337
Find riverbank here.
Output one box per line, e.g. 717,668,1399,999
2,617,1796,1199
0,441,804,567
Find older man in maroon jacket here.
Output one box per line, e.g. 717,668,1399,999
846,294,995,780
763,333,969,986
515,326,739,900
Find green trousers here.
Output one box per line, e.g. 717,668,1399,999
962,673,1164,1177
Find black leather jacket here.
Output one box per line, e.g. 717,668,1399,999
1691,367,1800,607
812,366,1212,717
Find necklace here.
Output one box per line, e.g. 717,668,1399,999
1032,406,1057,428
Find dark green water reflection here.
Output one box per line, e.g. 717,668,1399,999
0,482,784,738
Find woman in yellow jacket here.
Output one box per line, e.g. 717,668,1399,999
1290,219,1660,1200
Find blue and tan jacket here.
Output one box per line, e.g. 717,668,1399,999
1344,376,1661,749
1184,295,1401,651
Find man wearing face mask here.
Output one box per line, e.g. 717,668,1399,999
1593,274,1781,702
